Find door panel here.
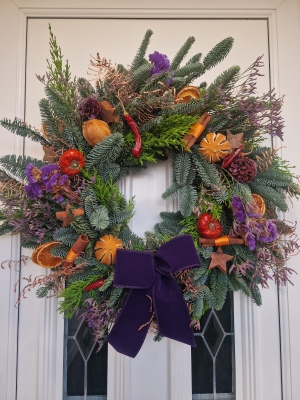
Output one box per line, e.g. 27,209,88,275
21,17,279,400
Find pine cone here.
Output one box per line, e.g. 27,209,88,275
79,97,103,120
228,156,257,183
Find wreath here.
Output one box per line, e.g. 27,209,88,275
0,27,299,358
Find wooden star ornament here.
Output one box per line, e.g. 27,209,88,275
56,204,84,227
208,247,233,274
226,130,244,152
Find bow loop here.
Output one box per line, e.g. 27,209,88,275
114,250,155,289
154,235,201,274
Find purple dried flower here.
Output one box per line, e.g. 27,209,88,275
148,51,174,85
79,97,103,120
232,194,246,223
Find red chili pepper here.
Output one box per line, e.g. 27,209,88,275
83,279,105,292
197,213,222,239
118,97,142,158
222,143,245,169
59,149,85,176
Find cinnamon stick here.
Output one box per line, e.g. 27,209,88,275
199,235,244,247
183,112,212,151
62,234,89,267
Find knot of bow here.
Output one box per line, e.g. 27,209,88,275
107,235,201,357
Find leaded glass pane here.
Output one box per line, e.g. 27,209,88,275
64,315,107,400
192,292,235,400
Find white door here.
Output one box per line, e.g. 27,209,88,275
1,2,300,400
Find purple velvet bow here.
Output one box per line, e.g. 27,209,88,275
107,235,200,358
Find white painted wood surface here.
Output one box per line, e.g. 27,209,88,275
0,1,299,399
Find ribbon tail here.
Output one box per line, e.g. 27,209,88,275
107,288,152,358
153,274,196,347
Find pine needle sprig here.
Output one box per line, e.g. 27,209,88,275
131,29,153,72
170,36,195,70
0,155,47,180
0,118,51,146
203,37,234,70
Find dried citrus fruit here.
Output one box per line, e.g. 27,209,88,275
252,194,266,216
31,244,43,265
35,241,62,268
175,86,201,103
199,132,230,163
94,234,123,265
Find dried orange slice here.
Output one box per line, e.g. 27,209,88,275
31,245,42,265
33,241,62,268
199,132,230,163
252,194,266,216
175,86,201,103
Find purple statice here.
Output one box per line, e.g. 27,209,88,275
231,194,246,223
231,195,277,250
25,164,43,200
257,219,278,243
148,51,174,85
24,163,75,203
77,299,117,351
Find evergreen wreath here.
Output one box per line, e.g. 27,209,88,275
0,26,299,357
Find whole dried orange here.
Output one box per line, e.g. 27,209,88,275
94,234,123,265
199,132,230,163
32,241,62,268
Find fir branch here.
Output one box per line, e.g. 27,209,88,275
179,185,197,217
85,133,124,170
186,53,202,65
0,155,47,180
107,287,123,307
50,243,69,259
209,269,228,310
206,65,240,99
77,77,95,98
174,152,192,186
140,71,172,93
53,227,80,246
131,29,153,71
98,272,114,292
0,222,14,236
250,284,262,306
139,116,163,133
0,118,51,146
171,36,195,70
192,149,228,203
203,37,234,70
173,62,204,78
249,181,288,212
71,215,98,240
131,63,152,89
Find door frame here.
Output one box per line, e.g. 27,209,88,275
1,1,299,399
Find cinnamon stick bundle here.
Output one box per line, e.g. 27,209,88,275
62,234,89,268
183,112,212,150
199,235,244,247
